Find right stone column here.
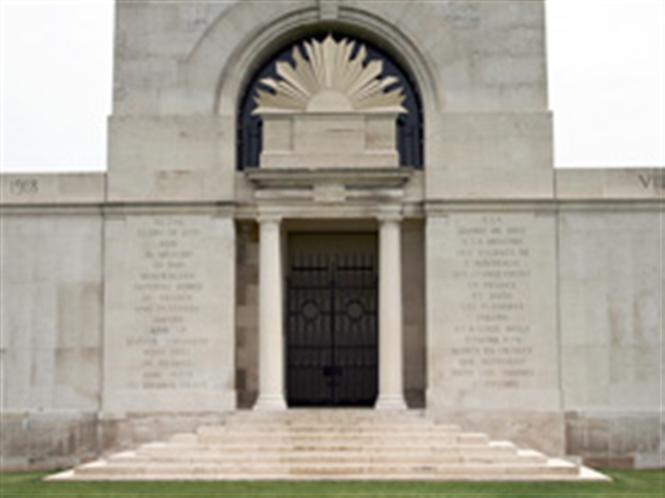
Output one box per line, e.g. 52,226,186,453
375,212,407,410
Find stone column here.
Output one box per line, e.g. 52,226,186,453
254,215,287,410
375,212,407,410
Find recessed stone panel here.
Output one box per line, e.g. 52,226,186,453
103,213,235,413
426,210,561,451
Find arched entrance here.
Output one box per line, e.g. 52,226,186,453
235,29,424,411
236,30,424,170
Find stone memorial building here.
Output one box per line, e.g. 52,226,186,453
1,0,663,477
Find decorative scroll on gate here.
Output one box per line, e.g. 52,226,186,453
286,252,378,406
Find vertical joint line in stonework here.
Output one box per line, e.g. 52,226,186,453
554,194,565,412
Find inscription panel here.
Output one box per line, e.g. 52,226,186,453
448,215,534,389
104,214,235,412
428,212,560,410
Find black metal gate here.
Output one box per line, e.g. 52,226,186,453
286,252,378,406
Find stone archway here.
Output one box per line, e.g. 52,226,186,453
179,3,445,412
179,2,445,170
236,31,425,170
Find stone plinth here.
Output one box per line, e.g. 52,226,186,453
260,113,399,168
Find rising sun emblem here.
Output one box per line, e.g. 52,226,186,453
253,35,407,115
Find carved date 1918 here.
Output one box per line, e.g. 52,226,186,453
9,179,39,195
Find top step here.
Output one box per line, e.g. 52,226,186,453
195,424,461,436
224,409,428,424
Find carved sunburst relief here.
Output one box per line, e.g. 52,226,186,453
253,35,407,114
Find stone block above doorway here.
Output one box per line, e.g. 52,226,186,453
260,113,400,168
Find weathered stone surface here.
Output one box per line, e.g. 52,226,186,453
556,168,665,200
49,410,608,482
565,412,664,469
260,114,400,169
103,213,236,413
235,222,259,408
0,412,100,471
426,210,562,454
1,173,105,204
426,112,554,199
1,215,103,411
107,116,234,202
1,0,662,472
558,209,662,413
402,220,426,408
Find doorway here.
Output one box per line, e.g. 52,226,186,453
286,233,378,406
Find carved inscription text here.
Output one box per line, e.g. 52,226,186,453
9,178,39,195
446,215,537,389
125,217,210,391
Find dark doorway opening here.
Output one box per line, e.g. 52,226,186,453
286,233,378,407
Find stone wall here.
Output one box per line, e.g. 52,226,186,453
554,169,664,467
111,0,548,114
558,208,663,467
0,214,103,469
1,0,662,472
0,176,238,470
108,0,552,200
425,208,564,455
102,210,236,413
402,220,427,407
556,169,663,467
235,221,260,408
1,214,103,411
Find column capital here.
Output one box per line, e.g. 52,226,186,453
376,208,403,224
257,213,283,225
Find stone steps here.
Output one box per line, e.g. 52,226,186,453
197,424,458,433
195,434,489,445
60,459,586,480
111,449,548,465
223,409,427,418
47,410,610,482
138,441,520,457
74,459,578,475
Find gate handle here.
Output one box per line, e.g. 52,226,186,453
323,366,342,377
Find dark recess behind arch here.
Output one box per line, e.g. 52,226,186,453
237,29,424,170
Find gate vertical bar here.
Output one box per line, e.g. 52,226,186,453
330,255,336,403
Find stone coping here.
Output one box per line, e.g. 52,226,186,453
555,168,664,200
245,167,414,189
1,173,106,205
1,169,663,206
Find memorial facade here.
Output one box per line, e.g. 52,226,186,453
1,0,663,471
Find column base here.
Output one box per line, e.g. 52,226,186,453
254,394,287,411
374,394,407,411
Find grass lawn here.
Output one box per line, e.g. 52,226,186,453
0,470,663,498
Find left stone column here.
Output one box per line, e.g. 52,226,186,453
254,215,287,410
